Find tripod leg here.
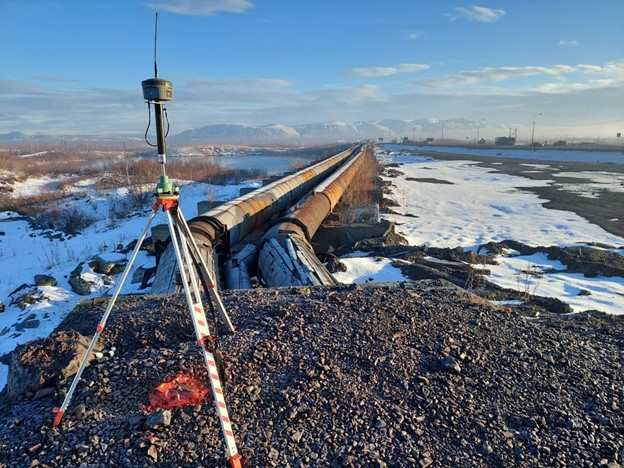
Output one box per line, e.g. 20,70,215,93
173,207,236,333
164,210,241,465
53,208,159,427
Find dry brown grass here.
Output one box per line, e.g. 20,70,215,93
30,204,97,234
99,157,269,187
167,158,225,182
1,191,69,216
1,143,271,234
340,149,381,206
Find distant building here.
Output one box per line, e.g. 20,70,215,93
495,136,516,146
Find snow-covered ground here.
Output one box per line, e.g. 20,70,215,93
0,177,258,390
1,145,623,390
341,146,623,316
332,251,408,285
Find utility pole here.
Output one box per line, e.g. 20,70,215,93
475,118,485,145
531,112,542,149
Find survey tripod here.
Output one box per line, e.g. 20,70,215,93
52,56,243,468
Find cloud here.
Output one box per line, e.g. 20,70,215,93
2,62,622,137
414,63,622,89
407,31,425,39
176,77,291,104
145,0,253,16
346,63,430,77
446,6,506,22
557,39,579,47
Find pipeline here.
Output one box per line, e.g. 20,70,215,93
224,244,256,289
151,145,360,293
257,145,370,287
189,145,358,249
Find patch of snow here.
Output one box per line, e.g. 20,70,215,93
332,257,408,284
520,163,553,169
489,253,624,315
20,151,49,158
10,174,70,198
375,152,624,249
490,300,523,306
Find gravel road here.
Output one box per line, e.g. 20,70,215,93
1,280,622,467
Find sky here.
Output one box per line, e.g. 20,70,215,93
1,0,623,140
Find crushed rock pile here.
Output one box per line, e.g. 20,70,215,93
0,280,623,467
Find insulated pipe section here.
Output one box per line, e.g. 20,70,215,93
224,244,256,289
187,145,359,249
278,146,368,240
257,145,370,287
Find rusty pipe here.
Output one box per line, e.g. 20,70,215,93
277,145,368,240
187,145,359,249
257,145,371,287
151,145,360,293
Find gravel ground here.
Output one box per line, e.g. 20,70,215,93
0,281,623,467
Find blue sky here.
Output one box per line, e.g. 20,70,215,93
1,0,623,140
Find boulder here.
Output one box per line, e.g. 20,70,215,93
34,274,57,287
131,267,149,284
89,256,119,275
145,409,172,430
6,330,101,399
325,255,348,273
15,313,40,331
69,264,97,296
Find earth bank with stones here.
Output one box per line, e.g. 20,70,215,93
1,281,623,467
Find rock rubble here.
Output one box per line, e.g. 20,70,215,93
0,280,622,467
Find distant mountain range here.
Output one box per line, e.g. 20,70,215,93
0,119,485,144
0,131,138,142
173,119,481,143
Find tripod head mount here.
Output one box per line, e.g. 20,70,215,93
156,175,179,198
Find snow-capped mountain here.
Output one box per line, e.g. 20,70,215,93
173,119,488,143
175,124,301,142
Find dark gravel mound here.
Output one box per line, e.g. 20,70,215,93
1,281,623,467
